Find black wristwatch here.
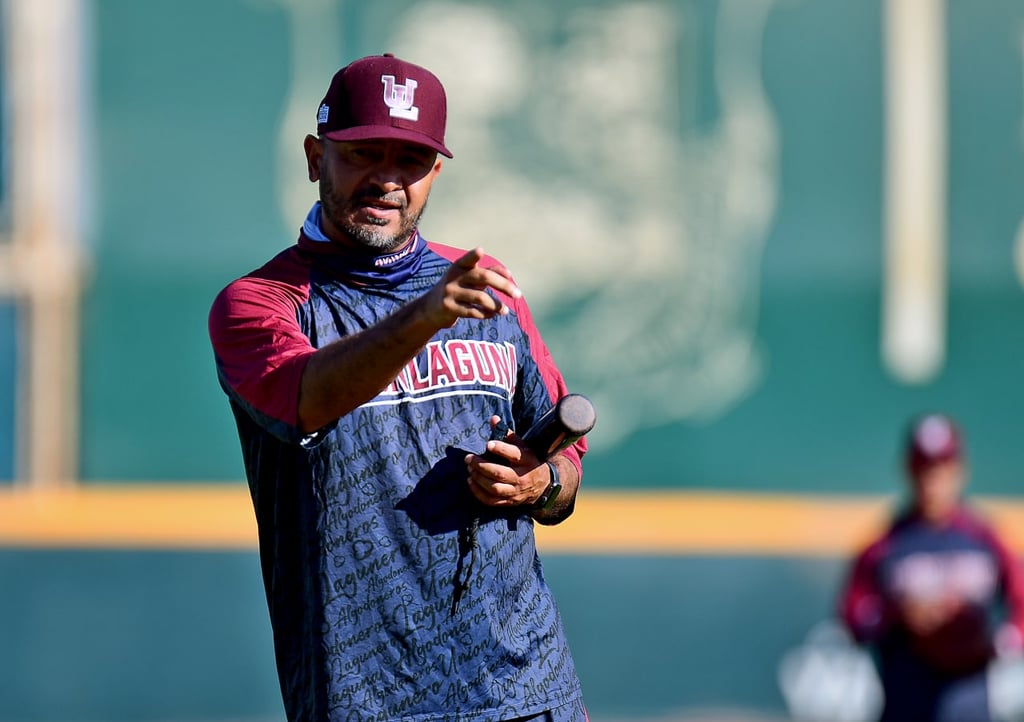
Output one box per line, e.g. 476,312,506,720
532,461,562,511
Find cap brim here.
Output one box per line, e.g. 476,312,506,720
322,126,453,158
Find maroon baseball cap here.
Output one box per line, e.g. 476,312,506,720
316,53,452,158
906,413,963,471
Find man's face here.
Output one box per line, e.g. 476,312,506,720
305,137,441,252
910,458,965,523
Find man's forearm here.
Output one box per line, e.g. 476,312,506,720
297,297,439,432
530,453,580,526
297,246,522,433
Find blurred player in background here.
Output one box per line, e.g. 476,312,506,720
838,413,1024,722
208,53,588,721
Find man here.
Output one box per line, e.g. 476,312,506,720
838,413,1024,722
209,53,589,722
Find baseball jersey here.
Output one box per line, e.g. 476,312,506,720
209,229,586,722
839,505,1024,722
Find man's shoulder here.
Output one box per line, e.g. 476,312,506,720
240,245,311,285
211,246,312,321
949,504,1006,545
425,240,504,268
220,246,310,291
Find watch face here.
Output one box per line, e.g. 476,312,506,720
535,462,562,510
541,481,562,509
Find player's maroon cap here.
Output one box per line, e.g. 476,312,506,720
906,413,962,471
315,53,453,158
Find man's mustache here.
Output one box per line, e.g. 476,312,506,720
352,190,406,209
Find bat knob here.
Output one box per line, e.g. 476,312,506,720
555,394,597,437
521,393,597,460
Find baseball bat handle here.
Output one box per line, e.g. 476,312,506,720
486,394,597,463
521,393,596,460
456,394,595,614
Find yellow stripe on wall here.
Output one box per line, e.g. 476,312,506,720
0,485,258,550
1,485,1023,556
538,493,1024,556
538,491,894,556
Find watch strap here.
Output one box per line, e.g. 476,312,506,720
532,461,562,511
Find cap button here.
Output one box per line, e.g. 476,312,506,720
382,53,394,58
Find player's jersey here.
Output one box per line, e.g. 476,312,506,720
209,229,586,722
839,506,1024,722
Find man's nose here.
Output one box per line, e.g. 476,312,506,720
365,160,406,191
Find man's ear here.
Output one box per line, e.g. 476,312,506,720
303,135,322,182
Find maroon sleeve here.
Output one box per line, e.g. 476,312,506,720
208,250,314,433
507,288,586,479
839,538,892,644
984,525,1024,653
429,242,587,480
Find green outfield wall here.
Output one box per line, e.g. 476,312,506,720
0,550,843,721
79,0,1024,495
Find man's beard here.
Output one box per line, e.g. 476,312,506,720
321,179,426,253
343,210,422,252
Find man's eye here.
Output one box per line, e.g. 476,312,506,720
401,154,434,169
347,148,381,163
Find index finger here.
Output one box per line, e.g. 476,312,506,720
453,247,522,299
452,247,486,270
